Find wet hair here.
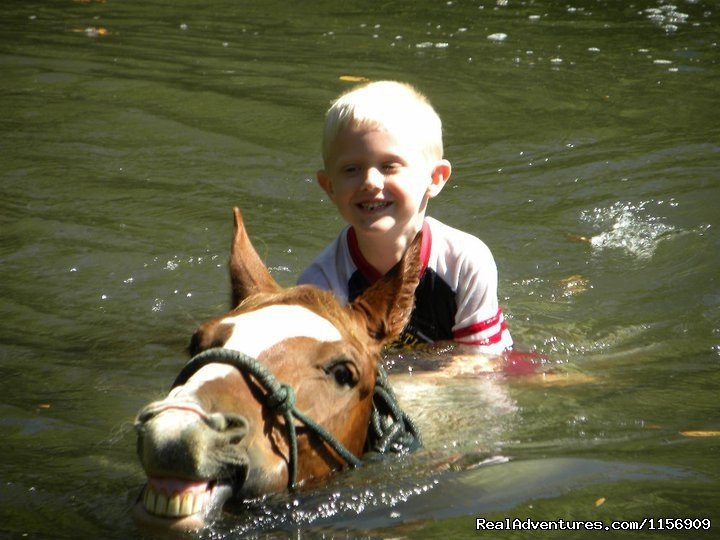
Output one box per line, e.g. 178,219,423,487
321,81,444,166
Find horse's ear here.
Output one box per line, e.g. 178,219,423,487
350,231,422,345
229,207,281,307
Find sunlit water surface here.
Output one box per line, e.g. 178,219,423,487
1,0,718,538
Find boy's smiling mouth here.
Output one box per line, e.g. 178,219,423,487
358,201,392,212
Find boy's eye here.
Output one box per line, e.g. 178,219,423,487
342,165,360,174
383,162,401,172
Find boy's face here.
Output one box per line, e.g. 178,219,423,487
317,125,449,240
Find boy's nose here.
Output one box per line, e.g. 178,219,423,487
361,167,384,190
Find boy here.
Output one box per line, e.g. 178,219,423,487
298,81,512,353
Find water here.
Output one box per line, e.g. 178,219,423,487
1,0,718,538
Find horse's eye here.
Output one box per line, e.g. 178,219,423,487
325,360,357,387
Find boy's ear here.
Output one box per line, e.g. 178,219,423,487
427,159,451,198
317,169,335,199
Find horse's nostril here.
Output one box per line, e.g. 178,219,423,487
224,413,248,444
135,407,157,426
206,412,248,437
224,413,248,432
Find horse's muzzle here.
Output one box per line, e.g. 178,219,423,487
133,401,249,527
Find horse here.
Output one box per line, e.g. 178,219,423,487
132,208,421,530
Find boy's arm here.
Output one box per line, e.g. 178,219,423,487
450,239,513,353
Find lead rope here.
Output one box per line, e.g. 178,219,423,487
172,348,420,490
367,365,422,455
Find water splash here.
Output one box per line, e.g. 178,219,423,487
579,200,676,260
212,467,443,537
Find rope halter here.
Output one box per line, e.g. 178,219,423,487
171,347,421,490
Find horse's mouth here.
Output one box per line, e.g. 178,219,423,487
134,477,234,529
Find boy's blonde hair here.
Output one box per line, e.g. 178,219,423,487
321,81,444,166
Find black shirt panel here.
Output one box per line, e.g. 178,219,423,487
348,267,457,346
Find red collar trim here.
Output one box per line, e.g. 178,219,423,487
418,220,432,277
347,221,432,284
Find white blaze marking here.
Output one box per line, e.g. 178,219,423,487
172,305,342,394
223,304,342,357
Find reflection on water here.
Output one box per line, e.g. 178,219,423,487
1,0,719,537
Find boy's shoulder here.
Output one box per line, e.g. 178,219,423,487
425,216,493,258
423,216,497,290
296,226,353,294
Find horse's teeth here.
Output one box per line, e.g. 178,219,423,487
179,493,196,516
193,492,205,514
155,492,169,515
144,488,156,513
143,484,208,517
167,493,181,517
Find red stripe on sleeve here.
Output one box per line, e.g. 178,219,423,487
452,308,503,339
455,321,508,346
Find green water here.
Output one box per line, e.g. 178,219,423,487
1,0,718,538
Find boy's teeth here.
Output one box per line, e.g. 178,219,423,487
361,202,390,211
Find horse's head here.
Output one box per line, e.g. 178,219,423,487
132,208,420,530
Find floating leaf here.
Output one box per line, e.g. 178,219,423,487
560,274,589,296
339,75,370,83
70,26,109,37
567,234,591,243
